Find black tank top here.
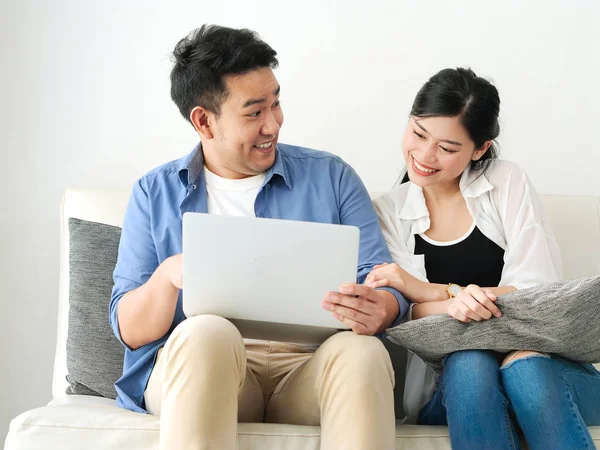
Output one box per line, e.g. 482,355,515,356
414,225,505,287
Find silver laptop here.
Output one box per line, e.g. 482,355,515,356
182,213,358,342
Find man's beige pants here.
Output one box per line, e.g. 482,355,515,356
144,315,395,450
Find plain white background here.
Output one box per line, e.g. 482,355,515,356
1,0,599,440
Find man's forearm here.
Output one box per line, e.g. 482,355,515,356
378,287,408,330
117,262,180,350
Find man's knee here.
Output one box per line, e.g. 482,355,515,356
320,332,393,381
168,314,243,356
325,331,389,357
153,315,247,414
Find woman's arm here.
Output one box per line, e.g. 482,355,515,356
414,284,505,322
367,263,517,302
367,263,517,322
483,286,517,296
492,162,562,288
365,262,447,303
372,191,431,283
412,299,452,320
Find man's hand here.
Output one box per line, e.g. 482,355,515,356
321,284,399,335
447,284,502,323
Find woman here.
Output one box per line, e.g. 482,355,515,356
367,67,600,449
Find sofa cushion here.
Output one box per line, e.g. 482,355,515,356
66,218,124,399
3,395,436,450
387,275,600,373
6,395,600,450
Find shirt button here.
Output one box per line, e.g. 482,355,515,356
191,184,197,190
264,184,270,189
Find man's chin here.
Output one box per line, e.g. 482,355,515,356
256,163,275,175
254,154,276,171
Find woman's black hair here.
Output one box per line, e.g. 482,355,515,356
400,68,500,183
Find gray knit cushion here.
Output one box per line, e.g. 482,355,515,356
386,276,600,373
66,218,124,398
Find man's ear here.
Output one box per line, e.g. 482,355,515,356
190,106,215,139
472,140,492,161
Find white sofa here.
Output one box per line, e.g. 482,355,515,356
5,188,600,450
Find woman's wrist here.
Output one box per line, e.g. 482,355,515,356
425,283,450,303
405,281,448,303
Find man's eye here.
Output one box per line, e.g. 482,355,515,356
249,111,261,117
272,100,280,108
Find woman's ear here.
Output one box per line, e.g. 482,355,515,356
472,140,492,161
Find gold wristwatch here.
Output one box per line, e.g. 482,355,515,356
447,283,462,298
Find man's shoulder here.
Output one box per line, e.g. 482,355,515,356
277,143,346,166
137,155,188,190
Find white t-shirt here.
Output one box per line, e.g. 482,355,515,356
373,159,563,423
204,166,265,217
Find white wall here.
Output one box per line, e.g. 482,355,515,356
1,0,599,440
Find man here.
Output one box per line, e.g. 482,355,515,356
109,24,408,450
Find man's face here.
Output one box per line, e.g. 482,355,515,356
202,67,284,179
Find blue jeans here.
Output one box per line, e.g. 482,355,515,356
418,350,600,450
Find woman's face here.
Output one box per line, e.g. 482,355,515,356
402,115,490,189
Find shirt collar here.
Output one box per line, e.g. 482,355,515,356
459,162,494,198
177,142,204,188
264,145,292,190
177,142,292,190
399,162,495,221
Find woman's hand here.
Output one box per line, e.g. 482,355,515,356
365,263,405,291
447,284,502,322
365,263,447,303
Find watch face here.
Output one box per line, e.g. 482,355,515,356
449,284,462,296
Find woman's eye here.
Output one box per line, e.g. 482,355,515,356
413,130,425,139
440,146,458,153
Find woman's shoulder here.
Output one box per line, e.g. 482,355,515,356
483,159,531,189
373,181,412,214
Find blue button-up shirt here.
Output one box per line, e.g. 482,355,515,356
109,142,409,413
